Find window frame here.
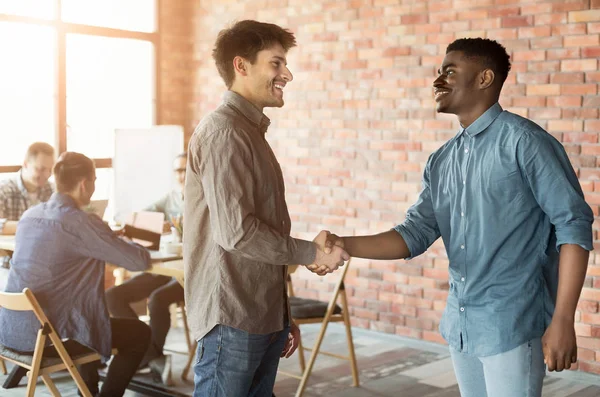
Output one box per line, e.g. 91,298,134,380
0,0,161,173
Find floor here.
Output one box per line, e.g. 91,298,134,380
1,323,599,396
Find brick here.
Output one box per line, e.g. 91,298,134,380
578,300,600,313
561,59,598,71
562,84,598,96
547,96,582,108
582,46,600,58
534,12,568,25
401,14,428,24
512,50,546,62
564,35,600,47
518,26,551,39
579,361,600,376
550,72,585,84
502,16,533,28
586,120,600,132
569,10,600,23
526,84,560,96
552,23,587,36
547,48,581,60
512,96,546,107
529,108,561,119
547,120,583,132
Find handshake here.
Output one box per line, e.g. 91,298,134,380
306,230,349,276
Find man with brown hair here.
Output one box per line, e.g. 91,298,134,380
0,142,55,236
0,152,151,397
185,20,348,396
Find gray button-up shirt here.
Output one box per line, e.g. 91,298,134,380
184,91,316,341
0,193,151,357
395,103,593,356
145,189,184,221
0,171,54,221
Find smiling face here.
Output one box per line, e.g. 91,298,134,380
22,153,54,189
234,43,293,111
433,50,483,117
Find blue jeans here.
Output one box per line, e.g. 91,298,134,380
193,324,290,397
450,338,545,397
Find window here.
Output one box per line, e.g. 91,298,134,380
66,35,154,158
0,0,55,20
0,0,157,185
61,0,155,33
0,22,56,166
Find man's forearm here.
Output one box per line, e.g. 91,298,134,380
1,221,17,235
343,230,410,260
553,244,589,320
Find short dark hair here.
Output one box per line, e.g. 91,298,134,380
446,38,511,85
212,20,297,89
25,142,54,161
53,152,95,193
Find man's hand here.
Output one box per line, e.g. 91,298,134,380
306,230,349,276
281,322,301,358
542,316,577,372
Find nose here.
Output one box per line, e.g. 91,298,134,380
433,75,445,88
282,66,293,82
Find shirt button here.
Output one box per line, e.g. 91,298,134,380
460,245,465,250
464,148,469,154
461,277,465,282
460,307,465,312
461,212,464,217
463,180,466,185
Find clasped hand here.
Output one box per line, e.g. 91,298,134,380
306,230,348,276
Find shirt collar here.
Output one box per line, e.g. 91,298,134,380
50,192,79,208
223,91,271,134
460,102,503,138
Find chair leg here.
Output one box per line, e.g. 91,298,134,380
341,292,359,387
295,320,331,397
182,340,197,382
0,358,6,375
42,374,61,397
180,302,192,352
296,331,306,372
25,371,38,397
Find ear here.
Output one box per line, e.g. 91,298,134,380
232,56,248,77
479,69,495,90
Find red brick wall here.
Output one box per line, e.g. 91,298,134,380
161,0,600,374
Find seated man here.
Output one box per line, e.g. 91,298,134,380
0,142,55,270
0,152,152,397
105,152,187,386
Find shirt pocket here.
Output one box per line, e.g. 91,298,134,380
484,169,526,208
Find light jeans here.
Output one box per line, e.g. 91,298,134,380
193,324,290,397
450,338,545,397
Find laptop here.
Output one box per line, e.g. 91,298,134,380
85,200,109,220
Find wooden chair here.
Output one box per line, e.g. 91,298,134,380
281,259,359,397
0,357,6,375
0,288,103,396
163,301,196,382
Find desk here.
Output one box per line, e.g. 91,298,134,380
0,235,15,252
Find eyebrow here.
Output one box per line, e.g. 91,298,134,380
272,56,287,65
437,63,457,74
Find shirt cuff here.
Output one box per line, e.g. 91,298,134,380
290,239,317,265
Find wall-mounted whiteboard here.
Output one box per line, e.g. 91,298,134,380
112,125,184,223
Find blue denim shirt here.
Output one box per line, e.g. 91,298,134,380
395,103,593,356
0,193,150,357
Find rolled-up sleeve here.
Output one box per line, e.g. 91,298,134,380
517,130,593,251
74,213,151,271
200,129,316,266
394,157,441,259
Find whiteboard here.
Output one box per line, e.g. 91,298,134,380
112,126,184,223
